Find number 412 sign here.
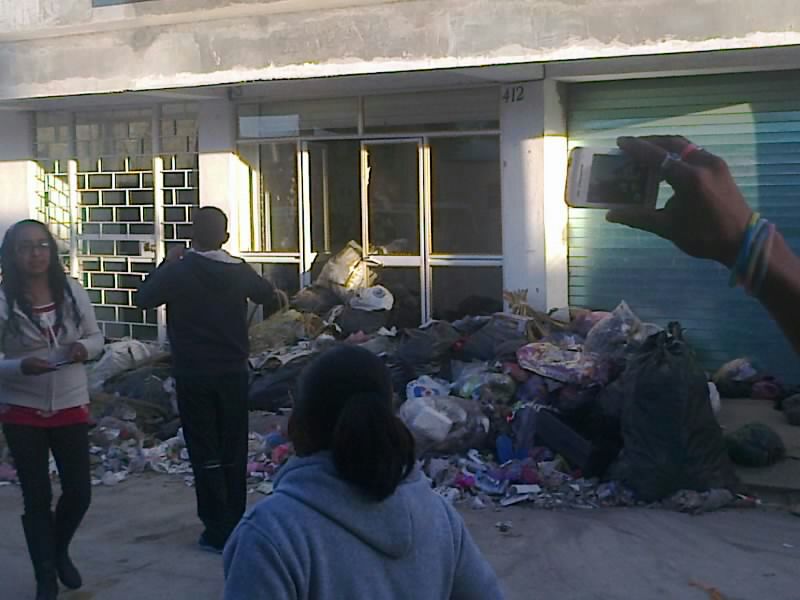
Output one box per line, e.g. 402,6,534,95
502,85,526,104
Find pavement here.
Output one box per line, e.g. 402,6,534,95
1,475,799,600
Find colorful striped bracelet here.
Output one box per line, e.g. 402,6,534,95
728,212,775,295
728,212,762,288
749,223,776,296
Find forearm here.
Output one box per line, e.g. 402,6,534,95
134,264,172,308
757,232,800,353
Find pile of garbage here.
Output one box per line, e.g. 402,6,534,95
1,241,796,512
84,347,295,490
714,357,800,427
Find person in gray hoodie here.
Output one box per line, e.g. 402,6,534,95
0,220,104,600
223,345,505,600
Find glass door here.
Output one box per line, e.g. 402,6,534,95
306,140,361,280
361,140,426,327
243,135,501,327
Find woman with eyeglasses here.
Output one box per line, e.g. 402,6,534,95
0,220,104,600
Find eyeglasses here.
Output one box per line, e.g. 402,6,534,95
16,241,51,255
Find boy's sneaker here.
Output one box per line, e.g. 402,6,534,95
198,534,224,555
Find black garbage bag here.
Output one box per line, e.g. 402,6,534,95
385,284,421,331
784,394,800,426
725,423,786,467
385,358,417,400
615,323,739,502
395,321,460,376
102,362,177,419
248,358,311,412
334,306,390,336
459,314,530,362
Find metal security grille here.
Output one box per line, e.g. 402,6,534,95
34,106,198,341
162,157,199,252
34,167,73,266
567,71,800,383
77,156,160,341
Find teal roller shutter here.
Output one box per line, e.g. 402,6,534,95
567,72,800,383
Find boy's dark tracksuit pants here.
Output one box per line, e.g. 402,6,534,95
175,370,250,548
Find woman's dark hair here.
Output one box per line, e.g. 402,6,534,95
289,345,416,501
0,219,81,337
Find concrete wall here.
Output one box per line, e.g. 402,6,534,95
500,80,568,314
2,0,800,101
0,111,36,241
0,0,396,34
196,99,249,255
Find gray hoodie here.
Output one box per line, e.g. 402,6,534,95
223,453,504,600
0,278,104,411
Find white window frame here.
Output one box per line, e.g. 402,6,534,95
237,96,503,323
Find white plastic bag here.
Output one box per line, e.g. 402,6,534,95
87,340,164,392
349,286,394,312
398,396,490,455
406,376,451,400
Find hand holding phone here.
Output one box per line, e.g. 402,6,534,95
566,147,659,209
20,357,58,376
607,136,753,268
67,342,89,364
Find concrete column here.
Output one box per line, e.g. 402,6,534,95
197,99,249,254
500,80,569,314
0,110,37,241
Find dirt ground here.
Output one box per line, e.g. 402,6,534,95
1,474,799,600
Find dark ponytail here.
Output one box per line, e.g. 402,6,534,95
332,392,415,501
290,345,416,502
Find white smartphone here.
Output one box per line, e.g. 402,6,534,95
566,147,659,209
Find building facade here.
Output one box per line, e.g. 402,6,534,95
1,0,800,380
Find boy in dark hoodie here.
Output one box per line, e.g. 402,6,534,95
135,207,277,552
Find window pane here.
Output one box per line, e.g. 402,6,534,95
432,266,503,321
240,143,299,252
248,262,301,297
309,141,361,256
367,143,419,255
431,137,501,254
364,88,499,133
238,98,358,139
